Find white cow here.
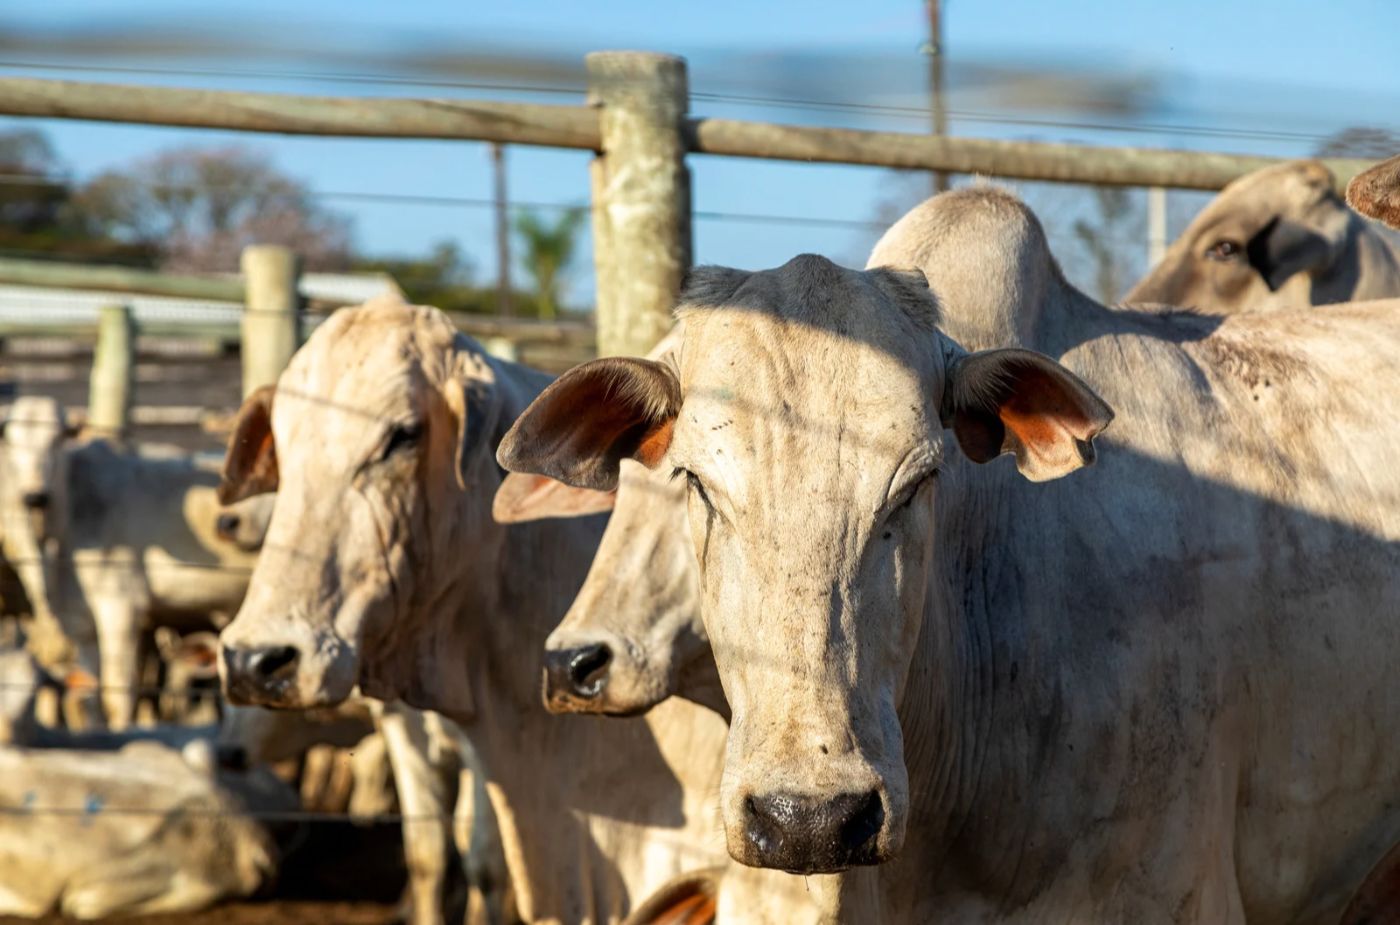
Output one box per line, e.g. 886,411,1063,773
214,297,744,924
0,401,263,728
499,187,1400,922
0,740,290,918
493,327,724,721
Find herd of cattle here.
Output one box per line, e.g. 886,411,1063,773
3,155,1400,924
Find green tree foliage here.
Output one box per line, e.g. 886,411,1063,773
514,207,586,319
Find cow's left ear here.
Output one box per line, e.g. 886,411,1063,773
1245,215,1335,292
219,386,278,504
493,472,616,524
943,347,1113,482
497,357,681,492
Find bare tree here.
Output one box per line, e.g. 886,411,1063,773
71,146,353,272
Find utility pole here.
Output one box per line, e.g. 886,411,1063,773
491,142,512,317
926,0,949,193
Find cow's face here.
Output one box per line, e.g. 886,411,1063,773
0,396,73,540
500,461,711,716
218,301,497,716
1124,160,1355,314
499,257,1111,874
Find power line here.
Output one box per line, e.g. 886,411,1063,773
0,172,890,231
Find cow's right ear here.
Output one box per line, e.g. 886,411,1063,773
497,357,681,492
1347,153,1400,231
943,346,1113,482
1245,216,1334,292
492,472,616,524
219,385,279,504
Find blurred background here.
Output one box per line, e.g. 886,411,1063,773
2,0,1397,317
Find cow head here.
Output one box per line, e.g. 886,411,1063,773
1124,159,1379,313
0,395,76,542
496,462,721,718
500,256,1112,874
1348,153,1400,232
217,298,506,717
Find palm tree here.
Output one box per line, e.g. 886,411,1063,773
514,207,586,319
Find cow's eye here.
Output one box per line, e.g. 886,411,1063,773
1206,240,1242,262
671,467,713,511
381,422,423,460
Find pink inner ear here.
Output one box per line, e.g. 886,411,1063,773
494,472,616,523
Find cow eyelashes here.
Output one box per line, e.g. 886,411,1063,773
670,467,713,510
381,421,423,461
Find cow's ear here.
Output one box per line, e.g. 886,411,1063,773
493,472,616,524
943,347,1113,482
219,386,278,504
1347,153,1400,231
498,357,681,492
1245,215,1333,291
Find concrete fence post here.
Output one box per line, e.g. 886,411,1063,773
586,51,691,357
87,302,134,438
240,245,302,397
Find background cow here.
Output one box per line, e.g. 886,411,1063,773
1124,159,1400,313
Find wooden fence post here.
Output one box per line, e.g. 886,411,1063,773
586,51,690,357
87,302,134,438
240,245,302,397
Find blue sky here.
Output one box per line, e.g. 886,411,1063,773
0,1,1397,303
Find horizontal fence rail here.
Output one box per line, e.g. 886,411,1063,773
685,119,1375,191
0,75,1377,191
0,76,602,149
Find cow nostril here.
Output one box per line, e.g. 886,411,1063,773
22,490,49,510
567,644,612,697
838,791,884,856
248,645,299,680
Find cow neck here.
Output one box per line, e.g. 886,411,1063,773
886,277,1107,903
